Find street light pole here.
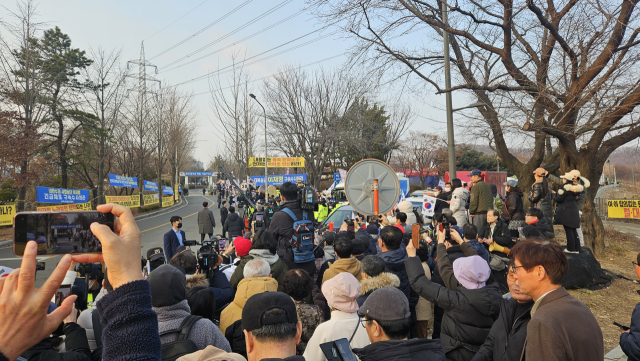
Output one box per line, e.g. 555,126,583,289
250,94,268,195
442,0,456,180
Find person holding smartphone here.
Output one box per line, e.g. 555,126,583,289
620,252,640,360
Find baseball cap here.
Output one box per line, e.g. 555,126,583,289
503,179,518,187
533,168,548,176
147,247,165,261
468,169,482,177
175,245,194,254
435,186,443,191
242,292,298,331
358,287,410,321
234,237,252,257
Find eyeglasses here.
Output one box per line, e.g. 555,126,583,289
360,318,370,329
510,265,525,276
633,261,638,267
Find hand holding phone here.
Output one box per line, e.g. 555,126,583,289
614,321,630,331
411,224,420,250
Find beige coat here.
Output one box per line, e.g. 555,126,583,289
219,277,278,334
415,262,433,321
321,257,362,286
303,310,371,361
177,345,246,361
198,207,216,234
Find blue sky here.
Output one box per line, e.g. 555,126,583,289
27,0,475,164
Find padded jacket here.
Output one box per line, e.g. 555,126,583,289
223,213,244,238
502,188,525,222
406,256,502,361
621,300,640,361
554,183,584,228
528,180,553,219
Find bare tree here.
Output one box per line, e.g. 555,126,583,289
165,88,198,196
308,0,640,253
395,131,446,188
262,66,369,187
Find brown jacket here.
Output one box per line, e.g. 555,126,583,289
177,345,246,361
522,287,603,361
219,277,278,334
321,257,362,286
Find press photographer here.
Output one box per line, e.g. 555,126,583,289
268,181,318,276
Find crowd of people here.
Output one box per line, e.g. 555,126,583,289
1,167,636,361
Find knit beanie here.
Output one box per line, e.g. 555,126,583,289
453,256,490,290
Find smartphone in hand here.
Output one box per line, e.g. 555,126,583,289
614,321,630,331
14,211,114,256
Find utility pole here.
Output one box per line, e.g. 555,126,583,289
442,0,456,179
249,94,268,195
127,42,160,207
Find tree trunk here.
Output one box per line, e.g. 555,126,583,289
17,160,28,211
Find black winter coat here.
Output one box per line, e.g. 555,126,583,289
225,319,247,359
531,217,555,239
554,183,584,228
471,298,533,361
267,200,316,275
378,247,419,308
528,180,553,219
220,206,229,225
502,188,524,222
356,338,446,361
223,212,244,238
437,242,478,291
21,323,92,361
480,219,514,253
406,257,502,361
621,300,640,361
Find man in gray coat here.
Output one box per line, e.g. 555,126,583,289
198,201,216,242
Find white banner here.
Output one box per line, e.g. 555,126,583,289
423,195,437,217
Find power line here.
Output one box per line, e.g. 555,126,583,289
144,0,209,41
170,29,338,88
161,8,306,72
157,0,293,68
148,0,255,60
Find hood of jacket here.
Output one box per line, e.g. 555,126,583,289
537,217,552,229
458,282,502,317
561,183,584,194
154,299,191,323
324,246,336,259
453,187,469,197
359,272,400,296
579,176,591,189
379,247,408,264
176,345,246,361
249,248,280,265
233,277,278,309
227,212,241,222
327,257,361,275
186,273,209,291
357,338,445,361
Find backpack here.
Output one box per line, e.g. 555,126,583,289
160,315,202,361
281,208,315,263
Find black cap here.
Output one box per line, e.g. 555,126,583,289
148,264,186,308
242,292,298,331
358,287,410,321
147,247,165,261
176,245,194,254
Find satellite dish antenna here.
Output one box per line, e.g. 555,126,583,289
344,159,400,216
267,185,278,198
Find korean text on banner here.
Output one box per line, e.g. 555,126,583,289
162,196,174,207
248,157,305,168
105,195,140,208
179,171,214,177
174,185,179,200
108,173,138,188
37,187,90,204
0,205,16,226
250,174,307,186
143,194,159,205
143,180,158,192
36,203,92,212
423,195,437,218
163,186,174,195
607,199,640,219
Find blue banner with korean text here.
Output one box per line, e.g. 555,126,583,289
163,186,174,195
250,174,307,186
37,187,90,204
144,180,158,192
109,174,138,188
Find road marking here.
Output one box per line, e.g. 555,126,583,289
0,255,58,261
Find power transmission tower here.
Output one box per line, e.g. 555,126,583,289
127,42,161,207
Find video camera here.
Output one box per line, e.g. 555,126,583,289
296,181,317,211
184,238,221,278
76,263,103,279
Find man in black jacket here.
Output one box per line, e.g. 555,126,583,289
223,206,244,240
220,201,229,237
356,287,445,361
524,207,555,239
620,252,640,360
471,265,533,361
267,182,316,276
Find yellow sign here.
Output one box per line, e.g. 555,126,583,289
0,205,16,226
36,202,92,212
607,199,640,219
248,157,305,168
162,196,174,207
143,194,159,205
174,185,179,201
105,195,140,208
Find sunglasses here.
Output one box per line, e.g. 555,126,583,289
633,261,639,267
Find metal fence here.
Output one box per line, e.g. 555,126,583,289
594,198,608,219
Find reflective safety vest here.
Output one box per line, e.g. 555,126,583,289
316,204,329,222
87,292,94,308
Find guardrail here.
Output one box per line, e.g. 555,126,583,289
594,197,608,219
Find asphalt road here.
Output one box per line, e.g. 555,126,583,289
0,194,225,288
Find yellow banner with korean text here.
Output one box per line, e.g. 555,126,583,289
0,205,16,226
607,199,640,219
105,195,140,208
248,157,305,168
162,196,174,207
143,194,159,205
36,202,92,212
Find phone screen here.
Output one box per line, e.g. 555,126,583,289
54,284,71,307
219,238,226,253
256,214,264,221
14,211,115,256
